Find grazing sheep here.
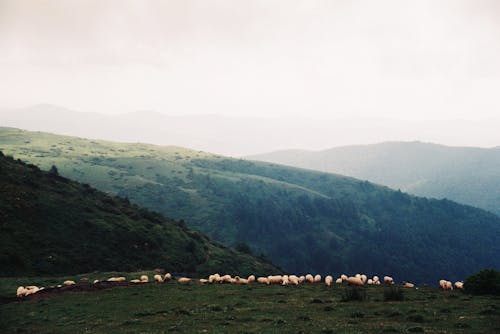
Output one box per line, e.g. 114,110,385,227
107,277,126,282
235,277,249,285
92,279,100,284
282,275,290,285
403,282,415,288
153,274,164,283
314,274,322,283
289,275,299,285
325,275,333,287
247,275,256,283
16,286,26,297
130,279,141,284
367,279,373,285
199,279,209,284
347,276,364,286
221,275,232,283
360,275,367,284
63,280,76,286
268,275,283,285
164,273,172,281
454,281,464,289
178,277,191,284
373,276,380,283
335,278,343,284
140,275,149,283
298,276,306,284
257,277,269,284
305,274,314,283
383,276,394,284
341,274,348,282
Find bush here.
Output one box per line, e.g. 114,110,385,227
341,286,367,302
464,269,500,295
383,286,405,301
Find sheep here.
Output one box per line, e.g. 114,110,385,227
257,277,269,284
298,276,306,284
153,274,164,283
289,275,299,285
360,274,367,284
383,276,394,284
16,286,26,297
140,275,149,283
63,280,76,286
268,275,283,285
178,277,191,284
305,274,314,283
314,274,322,283
454,281,464,289
439,280,453,290
341,274,348,282
335,278,343,284
164,273,172,281
92,279,100,284
235,277,249,285
247,275,256,283
107,277,126,282
403,282,415,288
199,279,209,284
130,279,141,283
325,275,333,287
367,279,373,285
282,275,290,285
373,276,380,283
221,275,232,283
209,274,222,283
347,276,364,286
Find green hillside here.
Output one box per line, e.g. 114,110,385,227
1,128,499,283
0,151,278,276
247,142,500,216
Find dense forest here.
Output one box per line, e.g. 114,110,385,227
0,151,279,276
1,127,499,283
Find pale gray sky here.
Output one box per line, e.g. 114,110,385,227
1,0,499,121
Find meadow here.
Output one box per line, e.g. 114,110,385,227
1,272,499,333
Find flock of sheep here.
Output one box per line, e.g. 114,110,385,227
15,272,464,297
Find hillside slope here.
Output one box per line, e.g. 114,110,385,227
0,151,278,276
247,142,500,216
1,128,499,283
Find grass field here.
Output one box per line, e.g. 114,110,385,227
1,273,499,333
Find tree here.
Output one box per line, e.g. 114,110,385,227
49,165,59,176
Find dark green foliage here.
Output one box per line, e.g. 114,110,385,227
464,269,500,295
48,164,59,175
1,128,500,283
383,286,405,301
341,286,367,302
0,153,279,276
234,242,253,255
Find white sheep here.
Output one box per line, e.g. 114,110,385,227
153,274,164,283
247,275,256,283
314,274,322,283
178,277,191,284
305,274,314,283
63,280,76,286
164,273,172,281
325,275,333,287
257,277,269,284
140,275,149,283
347,276,364,286
454,281,464,289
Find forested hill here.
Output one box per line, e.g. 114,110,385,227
247,141,500,216
0,151,279,276
1,127,499,283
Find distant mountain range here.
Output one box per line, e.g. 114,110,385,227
247,142,500,216
0,150,278,276
2,127,499,283
1,104,499,156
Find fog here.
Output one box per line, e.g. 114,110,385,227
1,0,499,152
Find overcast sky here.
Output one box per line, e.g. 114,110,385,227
1,0,499,121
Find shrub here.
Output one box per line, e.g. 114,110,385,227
464,269,500,295
341,286,367,302
383,286,405,301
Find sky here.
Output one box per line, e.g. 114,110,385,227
1,0,500,122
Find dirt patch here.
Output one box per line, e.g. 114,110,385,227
3,281,153,304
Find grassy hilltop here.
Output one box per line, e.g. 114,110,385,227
1,127,499,283
1,277,499,334
0,152,278,277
